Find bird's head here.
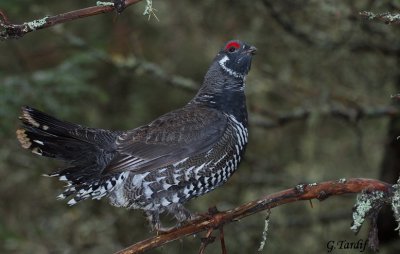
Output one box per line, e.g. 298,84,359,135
191,40,256,108
215,40,257,79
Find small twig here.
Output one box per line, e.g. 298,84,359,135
115,178,395,254
198,228,215,254
359,11,400,25
219,226,227,254
368,214,380,251
391,94,400,100
0,9,10,24
143,0,159,21
0,0,144,40
257,210,271,252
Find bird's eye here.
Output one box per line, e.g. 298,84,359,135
228,46,236,53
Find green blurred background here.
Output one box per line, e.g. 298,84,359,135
1,0,400,253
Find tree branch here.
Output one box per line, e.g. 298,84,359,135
0,0,144,40
198,227,215,254
250,105,400,129
359,11,400,25
115,178,397,254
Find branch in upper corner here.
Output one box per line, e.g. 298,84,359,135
0,0,144,40
115,178,398,254
359,11,400,25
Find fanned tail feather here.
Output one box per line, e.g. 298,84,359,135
16,106,124,204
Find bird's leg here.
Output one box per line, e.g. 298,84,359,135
145,210,173,234
167,203,199,227
113,0,126,13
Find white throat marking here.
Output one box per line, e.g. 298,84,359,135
218,55,243,79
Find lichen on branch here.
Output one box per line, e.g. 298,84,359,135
392,179,400,234
359,11,400,25
0,0,144,40
350,190,388,233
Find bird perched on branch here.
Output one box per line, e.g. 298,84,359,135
16,40,256,231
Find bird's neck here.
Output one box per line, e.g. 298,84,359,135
190,67,248,126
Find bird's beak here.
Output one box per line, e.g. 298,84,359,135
247,46,257,55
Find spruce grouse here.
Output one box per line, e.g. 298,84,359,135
16,40,256,230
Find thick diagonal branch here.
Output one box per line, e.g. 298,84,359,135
116,178,393,254
0,0,143,40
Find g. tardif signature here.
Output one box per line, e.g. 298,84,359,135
326,239,368,253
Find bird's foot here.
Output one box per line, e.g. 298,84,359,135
151,223,175,235
113,0,126,13
195,206,220,221
146,210,176,234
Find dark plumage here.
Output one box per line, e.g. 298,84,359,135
16,40,256,230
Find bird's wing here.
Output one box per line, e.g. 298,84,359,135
101,106,228,175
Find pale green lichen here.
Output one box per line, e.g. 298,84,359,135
338,178,347,184
96,1,114,7
360,11,377,20
143,0,159,21
258,211,271,252
351,191,386,233
308,183,318,187
384,13,400,22
24,16,49,31
295,184,305,193
392,179,400,234
361,11,400,24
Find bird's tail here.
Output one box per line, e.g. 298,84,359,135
17,106,91,160
16,106,122,205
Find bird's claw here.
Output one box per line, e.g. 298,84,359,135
113,0,126,13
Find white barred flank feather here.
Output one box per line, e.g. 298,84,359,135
63,172,129,206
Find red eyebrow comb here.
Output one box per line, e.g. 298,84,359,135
225,41,240,50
